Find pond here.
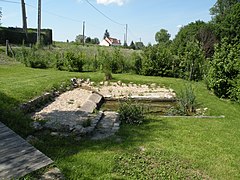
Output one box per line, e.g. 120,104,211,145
100,100,177,116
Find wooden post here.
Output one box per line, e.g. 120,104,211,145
6,40,9,56
37,0,41,44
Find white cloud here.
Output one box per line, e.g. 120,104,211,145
96,0,126,6
177,25,183,29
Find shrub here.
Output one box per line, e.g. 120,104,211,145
118,100,145,125
168,84,197,116
179,40,205,81
206,38,240,100
65,51,84,72
142,44,174,77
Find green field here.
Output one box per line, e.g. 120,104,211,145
1,58,240,179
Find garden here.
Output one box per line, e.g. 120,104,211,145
0,1,240,179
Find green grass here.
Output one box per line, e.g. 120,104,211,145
1,59,240,179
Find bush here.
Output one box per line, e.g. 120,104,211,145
206,38,240,100
179,40,205,81
65,51,84,72
118,100,145,125
142,44,174,77
168,84,197,116
16,47,50,69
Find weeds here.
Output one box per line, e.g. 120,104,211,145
167,84,197,116
118,100,145,125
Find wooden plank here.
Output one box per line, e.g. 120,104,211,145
0,122,53,179
0,127,12,134
0,155,52,179
0,130,15,139
0,142,29,154
0,146,35,164
0,123,5,128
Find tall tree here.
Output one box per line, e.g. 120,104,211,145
210,0,240,22
155,29,170,44
219,3,240,44
130,41,136,50
103,29,110,39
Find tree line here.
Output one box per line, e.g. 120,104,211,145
138,0,240,102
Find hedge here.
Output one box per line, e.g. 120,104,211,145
0,27,52,45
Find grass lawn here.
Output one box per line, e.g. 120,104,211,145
1,60,240,179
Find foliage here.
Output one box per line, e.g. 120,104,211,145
2,63,240,179
103,29,110,39
219,3,240,44
135,41,144,50
196,23,218,58
129,41,136,50
155,29,171,44
142,44,175,77
210,0,239,23
206,38,240,100
179,40,206,81
0,27,52,45
75,34,86,44
15,47,51,69
118,100,145,125
176,84,197,115
172,21,206,56
65,51,85,72
132,52,143,74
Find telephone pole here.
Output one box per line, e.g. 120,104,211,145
37,0,41,44
83,21,85,46
21,0,27,36
125,24,128,45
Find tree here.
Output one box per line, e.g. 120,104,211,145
206,38,240,100
210,0,239,22
179,40,205,81
172,21,206,56
129,41,136,50
196,24,218,58
219,3,240,44
85,37,91,44
155,29,170,44
91,37,100,44
103,29,110,39
75,34,86,43
135,42,144,50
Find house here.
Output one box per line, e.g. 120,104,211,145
99,37,121,46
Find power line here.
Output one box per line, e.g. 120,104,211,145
84,0,125,26
0,0,20,4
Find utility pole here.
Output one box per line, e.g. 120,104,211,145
37,0,41,44
21,0,28,37
83,21,85,46
125,24,128,45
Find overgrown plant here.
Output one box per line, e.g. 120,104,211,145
118,100,145,125
168,84,197,116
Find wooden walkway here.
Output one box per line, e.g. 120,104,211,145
0,122,53,179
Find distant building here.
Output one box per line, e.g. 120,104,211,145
99,37,121,46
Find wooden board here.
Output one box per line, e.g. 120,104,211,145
0,122,53,179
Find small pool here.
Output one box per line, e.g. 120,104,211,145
101,100,177,116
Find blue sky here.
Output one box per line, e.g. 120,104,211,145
1,0,216,44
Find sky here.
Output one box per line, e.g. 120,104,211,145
0,0,216,45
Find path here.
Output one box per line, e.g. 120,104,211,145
0,122,53,179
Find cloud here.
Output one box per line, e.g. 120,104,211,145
96,0,126,6
177,25,183,29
